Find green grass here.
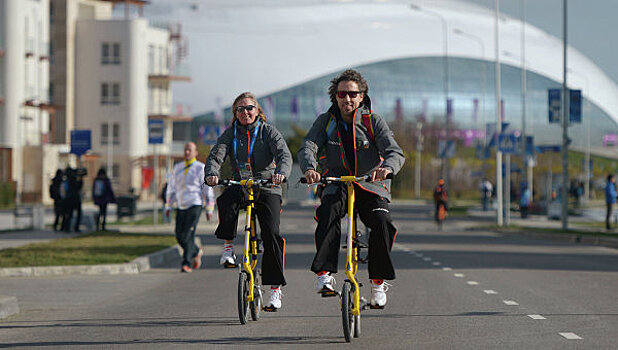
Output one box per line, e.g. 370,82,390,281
0,231,176,268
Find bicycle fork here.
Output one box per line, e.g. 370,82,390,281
242,186,258,303
344,180,361,316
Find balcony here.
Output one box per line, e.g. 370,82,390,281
148,64,191,83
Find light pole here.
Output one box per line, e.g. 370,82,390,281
561,0,569,230
452,28,486,143
495,0,504,226
415,121,423,198
410,4,450,187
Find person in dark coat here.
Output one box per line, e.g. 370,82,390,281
50,169,65,231
92,168,116,231
62,167,84,232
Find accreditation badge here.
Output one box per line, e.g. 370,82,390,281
239,162,253,180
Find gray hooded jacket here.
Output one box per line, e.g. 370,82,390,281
205,119,292,196
298,105,405,201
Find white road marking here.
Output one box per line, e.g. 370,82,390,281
454,273,465,278
432,262,441,266
503,300,519,306
528,314,546,320
466,281,479,285
423,257,431,261
483,290,498,294
559,332,582,340
442,267,452,271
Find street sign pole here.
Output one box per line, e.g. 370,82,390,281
148,120,165,226
153,144,158,226
505,154,511,226
561,0,569,230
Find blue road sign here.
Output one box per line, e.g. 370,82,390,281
486,122,509,148
70,130,91,156
438,140,455,158
148,120,164,144
536,145,561,153
498,133,517,154
548,89,561,123
569,89,582,123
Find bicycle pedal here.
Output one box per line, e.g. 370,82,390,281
223,262,237,269
262,306,279,312
319,288,339,298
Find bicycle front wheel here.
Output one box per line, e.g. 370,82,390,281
237,271,250,325
341,281,356,342
250,271,262,321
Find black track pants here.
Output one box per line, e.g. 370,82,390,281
311,185,397,280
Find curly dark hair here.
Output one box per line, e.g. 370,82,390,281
327,69,369,105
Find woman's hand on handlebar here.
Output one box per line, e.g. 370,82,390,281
371,168,392,182
271,173,285,185
304,169,321,184
206,175,219,186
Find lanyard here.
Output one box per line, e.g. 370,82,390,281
233,120,261,164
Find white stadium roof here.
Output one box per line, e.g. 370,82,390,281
146,0,618,125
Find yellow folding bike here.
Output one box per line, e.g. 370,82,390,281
302,174,391,342
217,178,272,325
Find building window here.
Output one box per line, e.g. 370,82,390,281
101,123,120,145
105,163,120,179
102,42,120,65
148,45,155,74
100,82,120,105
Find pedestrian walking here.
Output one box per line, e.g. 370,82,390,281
165,142,215,273
49,169,65,231
92,168,116,231
605,174,617,230
205,91,292,311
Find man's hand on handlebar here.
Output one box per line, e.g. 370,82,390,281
271,173,285,185
206,175,219,186
304,169,321,184
371,168,392,182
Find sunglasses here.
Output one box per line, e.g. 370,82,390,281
336,91,362,99
235,105,256,113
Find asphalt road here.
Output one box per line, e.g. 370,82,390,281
1,202,617,349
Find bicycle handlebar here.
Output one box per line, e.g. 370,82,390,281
215,178,287,187
299,173,393,184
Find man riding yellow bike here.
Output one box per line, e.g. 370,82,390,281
298,69,405,308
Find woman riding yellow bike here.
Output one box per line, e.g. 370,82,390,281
205,92,292,311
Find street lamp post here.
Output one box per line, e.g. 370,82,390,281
410,4,450,187
561,0,569,230
495,0,504,226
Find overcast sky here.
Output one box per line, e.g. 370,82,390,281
141,0,618,114
462,0,618,84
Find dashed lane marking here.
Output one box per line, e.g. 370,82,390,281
559,332,582,340
528,314,546,320
423,257,431,261
483,290,498,294
466,281,479,285
442,267,452,271
432,262,441,266
503,300,519,306
454,273,465,278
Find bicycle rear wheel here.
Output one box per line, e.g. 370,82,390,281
341,281,356,342
237,271,250,325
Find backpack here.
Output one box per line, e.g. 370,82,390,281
93,179,105,198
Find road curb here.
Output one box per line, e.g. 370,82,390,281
496,230,618,249
0,295,19,319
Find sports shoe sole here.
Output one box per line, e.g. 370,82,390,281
369,304,385,309
222,262,237,268
318,287,338,297
262,306,279,312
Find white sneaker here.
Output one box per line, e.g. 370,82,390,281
219,245,236,267
370,280,390,308
316,273,336,294
264,287,282,310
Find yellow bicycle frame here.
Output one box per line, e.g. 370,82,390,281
342,176,361,317
240,179,260,303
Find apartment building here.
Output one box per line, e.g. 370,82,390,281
0,0,53,202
